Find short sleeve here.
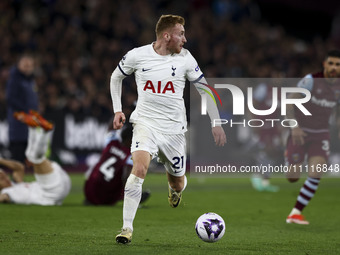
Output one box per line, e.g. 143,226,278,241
185,51,204,82
297,74,314,91
118,49,136,76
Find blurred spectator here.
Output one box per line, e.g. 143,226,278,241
0,0,337,121
6,54,38,163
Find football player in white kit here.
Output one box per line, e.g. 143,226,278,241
111,15,226,244
0,111,71,205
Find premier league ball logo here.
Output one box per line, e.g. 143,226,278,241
195,212,225,243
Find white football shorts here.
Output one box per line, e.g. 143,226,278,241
131,123,186,177
34,162,71,205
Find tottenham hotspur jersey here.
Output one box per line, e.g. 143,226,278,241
117,43,203,134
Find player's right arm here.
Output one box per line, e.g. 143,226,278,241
0,158,25,183
110,67,127,130
110,50,136,130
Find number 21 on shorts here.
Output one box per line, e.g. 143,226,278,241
172,156,185,173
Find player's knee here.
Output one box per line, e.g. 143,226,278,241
132,163,148,178
308,172,322,179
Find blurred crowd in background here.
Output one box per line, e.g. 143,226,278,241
0,0,339,165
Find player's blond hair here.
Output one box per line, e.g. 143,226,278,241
155,15,185,38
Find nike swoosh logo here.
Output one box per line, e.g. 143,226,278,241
142,68,151,72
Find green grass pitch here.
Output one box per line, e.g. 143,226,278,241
1,173,339,255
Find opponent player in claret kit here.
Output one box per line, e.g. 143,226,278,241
110,14,226,244
0,111,71,205
285,49,340,225
84,122,150,206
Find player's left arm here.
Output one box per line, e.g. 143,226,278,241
0,158,25,183
192,77,226,147
186,52,226,146
193,77,227,146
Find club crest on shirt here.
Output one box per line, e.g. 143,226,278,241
171,66,176,76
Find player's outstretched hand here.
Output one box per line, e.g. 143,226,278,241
212,126,226,147
291,127,306,145
113,112,126,130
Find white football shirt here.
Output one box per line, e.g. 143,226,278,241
1,162,71,205
1,182,54,205
114,43,204,134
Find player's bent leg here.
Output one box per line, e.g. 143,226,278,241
167,173,187,208
286,156,326,225
116,150,151,244
32,159,53,175
25,127,54,165
34,161,71,205
167,172,186,192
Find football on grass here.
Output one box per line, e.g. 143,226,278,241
195,212,225,242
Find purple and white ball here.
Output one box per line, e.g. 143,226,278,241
195,212,225,243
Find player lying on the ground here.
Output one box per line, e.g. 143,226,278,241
84,123,150,205
0,111,71,205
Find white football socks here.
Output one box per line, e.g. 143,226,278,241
182,175,187,191
25,128,53,164
25,127,37,159
123,174,144,231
